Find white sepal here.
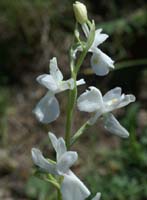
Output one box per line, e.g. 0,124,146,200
77,87,103,112
50,57,63,82
31,148,57,175
57,152,78,174
91,29,108,49
36,74,58,91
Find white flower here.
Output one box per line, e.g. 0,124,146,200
31,132,90,200
82,24,114,76
77,86,136,138
33,57,85,123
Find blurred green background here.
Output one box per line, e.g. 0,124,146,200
0,0,147,199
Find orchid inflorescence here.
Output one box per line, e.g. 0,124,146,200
31,2,136,200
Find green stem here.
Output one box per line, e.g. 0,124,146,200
65,21,95,149
75,49,87,74
65,79,77,149
65,50,86,149
71,120,91,146
57,189,62,200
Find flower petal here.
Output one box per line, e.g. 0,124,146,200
50,57,63,81
56,138,67,161
116,94,136,109
103,87,122,102
60,78,85,93
33,92,60,123
57,152,78,174
49,132,67,161
91,30,108,48
103,113,129,138
91,49,114,76
36,74,58,92
61,171,90,200
103,87,123,112
92,193,101,200
31,148,57,174
48,132,58,152
77,86,103,112
60,78,74,92
76,78,85,86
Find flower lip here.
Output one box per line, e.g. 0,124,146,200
90,48,115,76
103,113,129,138
33,92,60,124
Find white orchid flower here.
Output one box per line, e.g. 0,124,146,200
33,57,85,123
31,132,90,200
82,23,114,76
77,86,136,138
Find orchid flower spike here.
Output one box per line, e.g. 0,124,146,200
33,57,85,123
31,132,90,200
77,86,136,138
81,23,114,76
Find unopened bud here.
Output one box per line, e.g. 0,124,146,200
73,1,88,24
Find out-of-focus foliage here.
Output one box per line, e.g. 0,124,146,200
86,103,147,200
98,8,147,60
0,87,9,146
0,0,74,82
26,176,56,200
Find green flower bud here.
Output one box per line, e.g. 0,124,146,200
73,1,88,24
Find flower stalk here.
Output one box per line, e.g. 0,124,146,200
57,189,62,200
65,21,95,149
71,120,91,146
